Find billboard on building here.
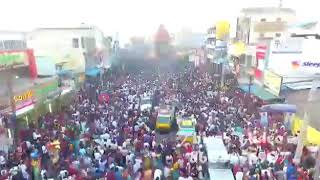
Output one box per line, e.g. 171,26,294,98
264,70,283,96
216,21,230,40
268,37,320,83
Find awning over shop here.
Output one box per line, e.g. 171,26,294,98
85,67,101,77
239,83,278,101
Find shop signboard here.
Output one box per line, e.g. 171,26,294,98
0,51,29,70
216,21,230,40
13,90,33,102
264,70,283,96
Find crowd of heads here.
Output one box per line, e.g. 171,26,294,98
0,63,317,179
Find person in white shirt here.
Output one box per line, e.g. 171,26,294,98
235,171,244,180
154,169,162,180
0,155,6,167
33,130,41,140
133,160,142,174
163,166,171,178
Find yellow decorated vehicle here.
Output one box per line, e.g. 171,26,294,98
156,109,172,132
177,118,197,143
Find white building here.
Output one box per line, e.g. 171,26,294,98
26,25,111,74
236,7,296,79
205,27,216,61
238,7,296,44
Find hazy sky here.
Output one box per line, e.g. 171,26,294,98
0,0,318,43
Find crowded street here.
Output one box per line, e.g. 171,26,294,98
0,59,317,180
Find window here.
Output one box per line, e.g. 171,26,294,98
276,17,282,22
72,38,79,48
275,33,281,37
260,18,266,22
4,40,13,49
2,40,26,50
0,41,4,50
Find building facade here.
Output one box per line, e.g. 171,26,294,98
235,7,297,89
27,26,110,73
205,27,216,61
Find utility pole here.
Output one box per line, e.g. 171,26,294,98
294,75,320,164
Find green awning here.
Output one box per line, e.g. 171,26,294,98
239,84,278,100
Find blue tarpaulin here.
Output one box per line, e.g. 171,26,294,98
85,67,101,77
260,104,297,113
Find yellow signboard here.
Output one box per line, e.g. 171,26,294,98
216,21,230,40
264,70,282,96
14,90,33,102
230,41,246,57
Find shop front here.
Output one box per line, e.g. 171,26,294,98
0,90,37,129
7,79,62,129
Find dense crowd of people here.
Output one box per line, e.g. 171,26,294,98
0,62,318,179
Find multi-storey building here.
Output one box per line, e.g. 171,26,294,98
205,26,216,61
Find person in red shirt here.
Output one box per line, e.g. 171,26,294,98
105,168,116,180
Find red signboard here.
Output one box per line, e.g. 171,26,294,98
256,45,267,60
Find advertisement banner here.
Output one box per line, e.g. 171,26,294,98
264,70,283,96
0,50,29,70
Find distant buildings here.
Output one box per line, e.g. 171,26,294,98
173,28,206,50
